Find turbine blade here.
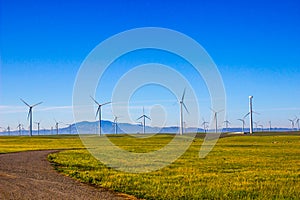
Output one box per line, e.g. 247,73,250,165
90,95,100,105
101,101,111,106
243,112,250,118
20,98,30,107
95,106,100,118
181,88,186,101
217,109,224,113
136,116,143,121
32,102,43,107
145,115,151,120
27,109,31,120
183,103,189,114
210,107,216,113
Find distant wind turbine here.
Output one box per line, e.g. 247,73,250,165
237,118,246,133
20,98,42,137
137,107,151,134
54,119,62,135
34,121,41,135
259,124,264,132
254,121,260,132
90,96,111,136
7,126,11,136
17,123,23,135
288,118,295,130
210,108,223,134
179,89,189,135
201,118,209,133
113,116,120,134
296,117,300,131
65,123,73,134
223,120,231,132
269,121,272,132
248,96,254,135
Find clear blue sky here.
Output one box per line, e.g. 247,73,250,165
1,0,300,130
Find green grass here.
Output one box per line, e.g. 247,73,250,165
47,134,300,200
0,135,84,153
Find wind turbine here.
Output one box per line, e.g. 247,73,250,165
288,118,295,131
34,121,41,135
90,96,111,136
137,107,151,134
7,126,11,136
223,120,231,133
248,96,254,135
254,121,260,132
237,118,246,133
269,121,272,132
65,123,73,134
210,108,223,134
113,116,120,134
20,99,42,136
201,118,209,133
54,119,62,135
17,123,23,135
259,124,264,132
179,89,189,135
296,117,300,131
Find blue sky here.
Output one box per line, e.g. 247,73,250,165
1,0,300,130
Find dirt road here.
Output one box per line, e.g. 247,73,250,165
0,150,136,200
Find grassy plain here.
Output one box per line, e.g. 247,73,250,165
46,134,300,200
0,135,83,153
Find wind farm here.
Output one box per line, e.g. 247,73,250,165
1,1,299,199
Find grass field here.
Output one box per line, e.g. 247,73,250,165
48,134,300,199
0,135,84,153
1,133,299,199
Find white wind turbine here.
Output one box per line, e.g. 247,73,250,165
113,116,121,134
20,98,42,137
210,108,223,134
137,107,151,134
201,118,209,133
295,117,300,131
237,117,246,133
90,96,111,136
179,89,189,135
34,120,41,135
54,119,62,135
288,118,295,131
223,120,231,133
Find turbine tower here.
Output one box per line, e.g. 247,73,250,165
90,96,111,136
113,116,120,134
259,124,264,132
54,119,62,135
137,107,151,134
223,120,231,132
237,118,246,133
288,119,295,131
269,121,272,132
249,96,253,135
179,89,189,135
296,117,300,131
210,108,223,134
65,123,73,134
35,121,41,135
20,98,42,137
17,123,23,135
201,118,209,133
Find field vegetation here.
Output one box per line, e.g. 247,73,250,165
45,133,300,199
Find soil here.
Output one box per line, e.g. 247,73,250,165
0,150,137,200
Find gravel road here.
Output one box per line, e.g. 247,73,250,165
0,150,137,200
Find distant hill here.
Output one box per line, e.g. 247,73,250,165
0,120,297,136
